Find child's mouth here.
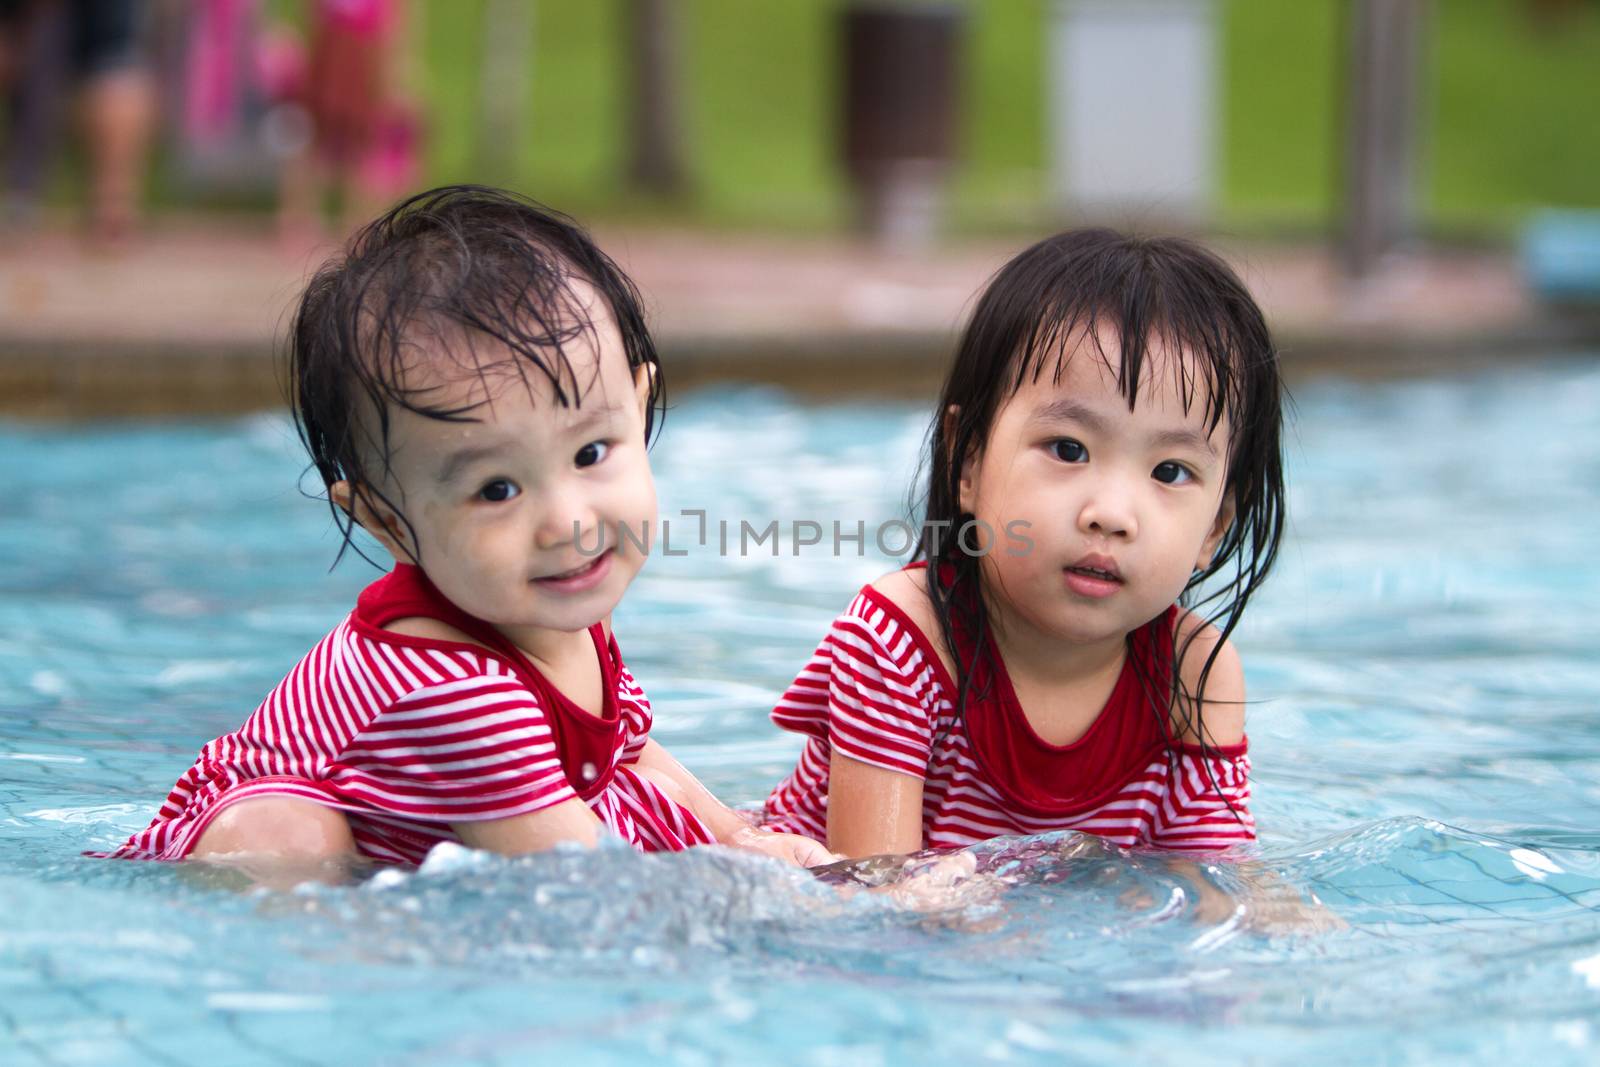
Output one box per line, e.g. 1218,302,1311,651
534,551,612,593
1063,562,1123,598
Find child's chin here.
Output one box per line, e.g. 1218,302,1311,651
1041,608,1136,646
527,585,626,629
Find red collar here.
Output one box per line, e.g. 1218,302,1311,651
887,561,1176,818
353,564,624,800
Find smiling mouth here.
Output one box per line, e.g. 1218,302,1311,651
536,552,609,583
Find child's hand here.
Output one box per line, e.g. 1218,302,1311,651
727,826,839,867
886,850,1005,911
1145,859,1348,937
1229,884,1347,937
815,850,1000,909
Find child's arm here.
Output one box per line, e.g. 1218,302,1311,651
1154,612,1257,849
1153,857,1346,935
451,800,604,854
1171,611,1246,747
188,798,606,884
1157,625,1334,931
826,752,926,858
820,568,942,859
633,740,836,866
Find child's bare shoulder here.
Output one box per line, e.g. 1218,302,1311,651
869,568,935,626
867,569,953,666
1169,610,1246,747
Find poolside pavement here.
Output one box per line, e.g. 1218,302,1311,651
1,217,1593,415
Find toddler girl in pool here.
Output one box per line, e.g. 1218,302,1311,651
764,229,1284,859
107,185,831,874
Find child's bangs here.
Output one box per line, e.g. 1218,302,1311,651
348,233,603,428
1010,281,1247,444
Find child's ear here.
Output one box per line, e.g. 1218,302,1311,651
945,404,979,514
330,481,413,563
632,361,656,421
1196,492,1237,571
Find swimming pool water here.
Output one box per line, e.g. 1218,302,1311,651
3,360,1599,1065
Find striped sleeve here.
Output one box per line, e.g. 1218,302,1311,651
823,612,935,780
615,664,653,764
1148,747,1256,852
338,671,578,823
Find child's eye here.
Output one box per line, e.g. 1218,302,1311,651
1049,439,1087,463
575,441,610,468
1152,461,1193,485
478,479,521,502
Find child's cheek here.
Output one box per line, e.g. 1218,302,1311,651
987,467,1032,530
608,460,658,528
438,512,508,572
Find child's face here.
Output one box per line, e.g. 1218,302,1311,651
343,282,657,649
958,334,1234,653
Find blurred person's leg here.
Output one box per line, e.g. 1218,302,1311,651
2,0,71,227
71,0,152,244
0,1,14,87
346,0,412,231
346,102,416,232
252,20,319,248
305,0,386,234
269,103,319,248
80,65,152,242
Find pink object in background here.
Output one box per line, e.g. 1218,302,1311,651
358,104,421,201
306,0,400,166
254,26,306,103
183,0,255,144
183,0,305,144
317,0,398,36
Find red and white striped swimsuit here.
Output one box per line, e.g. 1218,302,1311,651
762,567,1255,853
108,564,713,865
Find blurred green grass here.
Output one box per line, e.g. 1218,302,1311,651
1220,0,1600,235
176,0,1600,235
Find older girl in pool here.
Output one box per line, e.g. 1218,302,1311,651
765,229,1283,860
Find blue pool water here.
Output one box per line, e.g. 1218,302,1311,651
3,360,1600,1065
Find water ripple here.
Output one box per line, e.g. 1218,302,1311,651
3,361,1599,1064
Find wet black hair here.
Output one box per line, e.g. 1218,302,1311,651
918,228,1285,788
287,184,664,566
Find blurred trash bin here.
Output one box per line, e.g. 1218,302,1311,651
839,1,964,249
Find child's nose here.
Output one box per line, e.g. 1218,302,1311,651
1077,485,1137,540
534,486,597,551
